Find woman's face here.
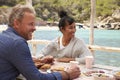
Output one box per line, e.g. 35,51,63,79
61,22,76,39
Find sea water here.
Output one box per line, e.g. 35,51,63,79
33,29,120,67
1,28,120,67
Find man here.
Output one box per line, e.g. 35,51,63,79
0,4,80,80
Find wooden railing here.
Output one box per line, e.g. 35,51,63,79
27,39,120,56
88,45,120,53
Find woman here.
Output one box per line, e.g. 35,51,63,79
38,10,92,64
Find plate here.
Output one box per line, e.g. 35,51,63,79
114,71,120,80
83,70,105,77
92,73,110,80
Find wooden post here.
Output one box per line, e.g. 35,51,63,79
32,44,37,56
89,0,96,55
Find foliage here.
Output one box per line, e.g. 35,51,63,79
0,0,120,23
96,0,119,18
0,0,25,6
0,5,9,9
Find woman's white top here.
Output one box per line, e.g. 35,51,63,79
38,37,92,64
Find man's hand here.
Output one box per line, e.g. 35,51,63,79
66,66,81,79
60,66,81,80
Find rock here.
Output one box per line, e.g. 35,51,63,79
100,16,115,23
112,9,120,19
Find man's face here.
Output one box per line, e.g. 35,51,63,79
15,12,36,40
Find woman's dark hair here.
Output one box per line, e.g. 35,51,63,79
58,10,75,30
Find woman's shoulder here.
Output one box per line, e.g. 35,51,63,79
72,37,87,45
51,36,60,42
48,37,60,46
73,37,84,42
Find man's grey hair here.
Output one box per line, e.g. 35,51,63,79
8,4,36,27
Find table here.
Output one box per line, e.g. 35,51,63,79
18,61,119,80
51,61,117,80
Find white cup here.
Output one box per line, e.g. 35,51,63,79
70,61,79,67
85,56,94,69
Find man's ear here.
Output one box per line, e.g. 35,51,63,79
13,19,20,29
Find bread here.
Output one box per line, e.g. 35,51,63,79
34,62,45,68
51,67,64,71
40,64,51,69
33,58,53,70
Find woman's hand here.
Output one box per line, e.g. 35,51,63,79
40,55,54,64
57,57,75,63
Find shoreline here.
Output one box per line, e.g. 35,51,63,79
0,25,60,31
0,24,119,31
36,26,59,30
0,25,85,31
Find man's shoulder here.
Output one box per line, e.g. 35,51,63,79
2,28,24,41
0,30,26,46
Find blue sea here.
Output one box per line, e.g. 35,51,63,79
1,27,120,67
33,29,120,67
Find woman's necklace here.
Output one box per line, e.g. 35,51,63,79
62,37,71,46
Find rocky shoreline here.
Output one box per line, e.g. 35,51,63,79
0,24,120,31
83,22,120,30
